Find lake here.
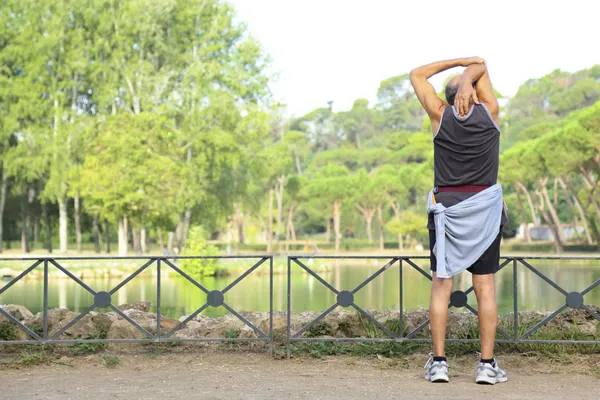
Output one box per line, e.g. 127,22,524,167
1,257,599,319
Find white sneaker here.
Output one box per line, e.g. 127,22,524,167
475,359,508,385
424,354,449,383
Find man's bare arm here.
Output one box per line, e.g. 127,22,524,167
454,64,487,117
473,67,499,123
410,57,486,130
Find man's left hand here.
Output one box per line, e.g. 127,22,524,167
454,81,480,117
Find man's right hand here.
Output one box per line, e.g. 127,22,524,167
462,57,486,67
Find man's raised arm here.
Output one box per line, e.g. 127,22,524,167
455,63,499,121
410,57,485,125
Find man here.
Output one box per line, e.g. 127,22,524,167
409,57,508,384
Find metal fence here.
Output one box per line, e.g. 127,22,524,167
0,256,273,354
287,255,600,351
2,255,599,354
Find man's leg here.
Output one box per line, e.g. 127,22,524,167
472,274,496,359
430,273,454,357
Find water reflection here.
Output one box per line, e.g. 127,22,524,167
0,260,598,319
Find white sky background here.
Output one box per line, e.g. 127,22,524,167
228,0,599,117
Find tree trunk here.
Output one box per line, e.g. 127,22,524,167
58,196,68,253
118,216,128,256
290,204,297,241
285,202,296,252
515,186,532,242
175,214,184,250
285,223,290,252
357,205,374,244
182,207,192,248
33,217,40,247
390,202,403,250
0,161,6,253
275,176,285,243
181,146,193,249
556,177,577,224
74,193,82,252
580,169,600,218
167,231,175,254
540,178,565,241
536,188,563,253
132,226,141,254
295,154,303,176
140,228,147,254
366,212,373,243
157,228,165,252
333,200,341,253
573,194,595,245
268,187,274,252
105,221,111,254
516,181,538,225
21,193,30,253
26,187,35,250
562,178,594,245
377,204,384,251
92,216,101,253
236,204,244,244
326,218,331,243
42,201,52,253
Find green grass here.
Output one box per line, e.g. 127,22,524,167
100,354,120,368
224,328,240,339
17,348,52,366
68,331,109,355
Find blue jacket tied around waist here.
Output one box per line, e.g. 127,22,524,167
427,184,504,279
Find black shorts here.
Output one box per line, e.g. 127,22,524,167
429,226,503,275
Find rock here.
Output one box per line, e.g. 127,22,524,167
257,312,288,339
23,308,108,339
107,319,147,339
117,301,152,312
105,311,179,339
0,305,34,322
0,268,16,279
92,313,118,334
239,325,257,339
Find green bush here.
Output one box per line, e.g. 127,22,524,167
180,227,222,277
0,322,18,341
503,242,599,253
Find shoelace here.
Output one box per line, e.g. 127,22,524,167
424,353,434,369
476,351,497,368
424,353,448,370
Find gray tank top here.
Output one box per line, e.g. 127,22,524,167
427,104,506,229
433,104,500,187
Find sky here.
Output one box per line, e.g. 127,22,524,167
227,0,599,117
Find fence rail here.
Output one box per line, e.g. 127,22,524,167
287,255,600,354
0,256,273,355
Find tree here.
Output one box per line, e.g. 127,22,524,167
79,113,184,255
308,164,355,253
336,99,375,148
376,74,425,131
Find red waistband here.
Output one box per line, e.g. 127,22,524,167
436,185,489,193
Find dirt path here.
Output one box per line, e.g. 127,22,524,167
1,353,599,400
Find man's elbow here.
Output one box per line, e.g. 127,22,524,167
409,69,419,80
409,69,421,85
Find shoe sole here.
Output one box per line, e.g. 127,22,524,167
426,375,449,383
476,376,508,385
